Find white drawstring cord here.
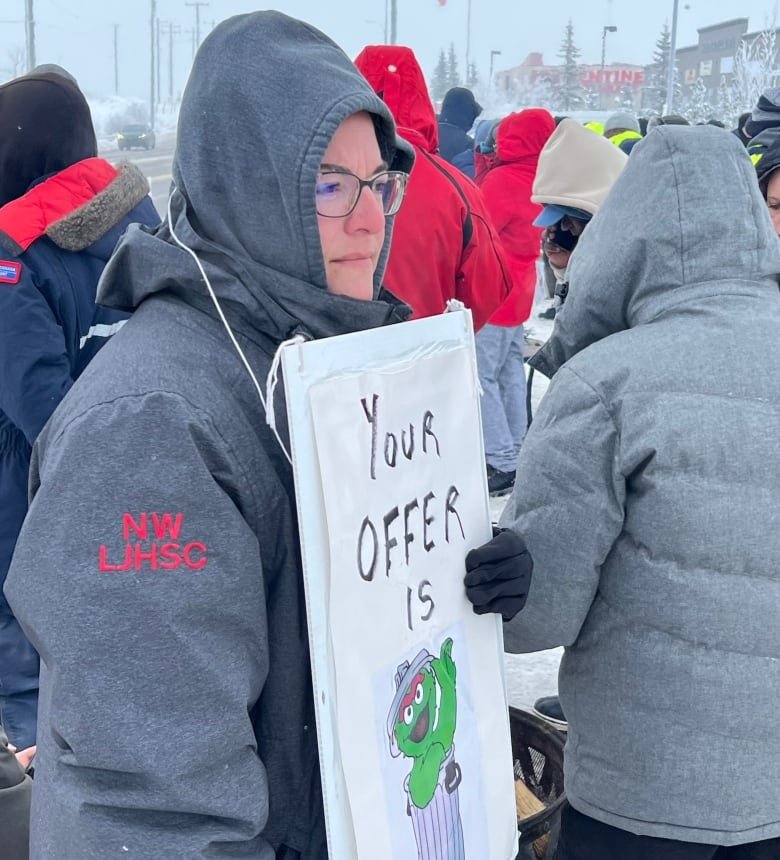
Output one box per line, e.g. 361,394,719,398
166,191,304,464
266,333,306,459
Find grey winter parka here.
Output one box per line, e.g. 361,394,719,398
4,12,413,860
502,125,780,845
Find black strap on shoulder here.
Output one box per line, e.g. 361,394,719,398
419,149,473,250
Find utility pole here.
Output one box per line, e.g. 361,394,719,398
389,0,397,44
185,1,209,51
600,25,617,111
665,0,680,113
158,21,181,101
114,24,119,94
25,0,36,71
156,17,162,103
150,0,156,129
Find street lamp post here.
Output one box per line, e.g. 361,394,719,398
389,0,397,43
665,0,680,113
465,0,472,77
489,49,502,93
600,25,617,110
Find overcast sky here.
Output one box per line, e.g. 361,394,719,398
0,1,776,101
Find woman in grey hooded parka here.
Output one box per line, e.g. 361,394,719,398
501,125,780,855
4,12,413,860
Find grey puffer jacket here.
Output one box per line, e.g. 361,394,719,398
503,125,780,845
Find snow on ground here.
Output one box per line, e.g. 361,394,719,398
87,95,179,150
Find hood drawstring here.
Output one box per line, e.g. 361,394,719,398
166,189,306,464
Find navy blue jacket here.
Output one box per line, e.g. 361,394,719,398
437,87,482,178
0,158,158,748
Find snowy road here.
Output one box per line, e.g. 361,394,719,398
101,132,176,216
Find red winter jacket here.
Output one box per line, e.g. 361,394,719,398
478,109,555,326
354,46,511,331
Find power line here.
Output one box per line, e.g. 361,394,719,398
185,1,208,51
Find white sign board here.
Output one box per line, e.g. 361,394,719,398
283,311,516,860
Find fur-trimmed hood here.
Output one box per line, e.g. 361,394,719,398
0,158,151,257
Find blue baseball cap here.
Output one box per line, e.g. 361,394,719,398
533,204,592,228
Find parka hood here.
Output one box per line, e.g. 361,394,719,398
531,125,780,378
495,109,555,165
532,118,627,216
0,70,97,207
439,87,482,131
98,12,414,346
354,45,438,154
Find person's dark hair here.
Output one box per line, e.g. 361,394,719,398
638,117,649,136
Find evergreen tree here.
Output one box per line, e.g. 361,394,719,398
733,21,778,117
619,83,635,110
683,77,713,123
648,22,671,114
447,42,461,90
556,19,583,111
717,75,741,128
431,49,449,102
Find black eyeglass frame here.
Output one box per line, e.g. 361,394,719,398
315,169,408,218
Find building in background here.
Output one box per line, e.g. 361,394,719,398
490,16,779,124
495,53,645,112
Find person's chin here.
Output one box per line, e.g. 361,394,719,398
327,270,374,301
545,250,570,269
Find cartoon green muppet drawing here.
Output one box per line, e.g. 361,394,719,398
387,637,465,859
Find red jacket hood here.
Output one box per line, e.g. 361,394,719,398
354,45,438,154
496,108,555,165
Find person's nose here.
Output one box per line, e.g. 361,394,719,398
346,185,386,234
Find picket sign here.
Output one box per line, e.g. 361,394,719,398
282,309,516,860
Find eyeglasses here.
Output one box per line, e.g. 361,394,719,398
315,170,408,218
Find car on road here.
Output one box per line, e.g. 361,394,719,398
117,124,156,151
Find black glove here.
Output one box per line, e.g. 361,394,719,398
464,529,533,622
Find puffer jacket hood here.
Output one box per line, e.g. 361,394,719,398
496,109,556,165
439,87,482,131
0,70,98,207
532,124,780,379
532,118,627,215
98,12,414,347
354,45,438,154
